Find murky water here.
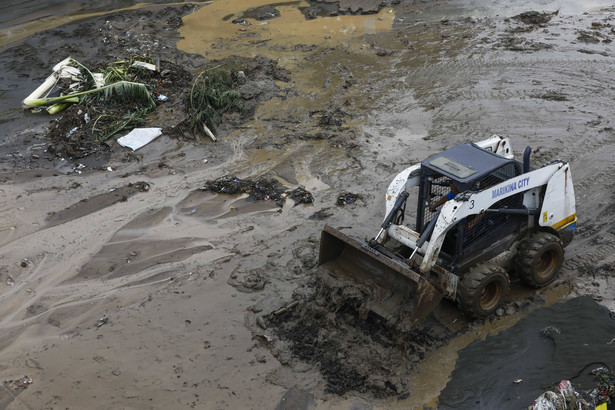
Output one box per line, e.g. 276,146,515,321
177,0,395,61
439,296,615,409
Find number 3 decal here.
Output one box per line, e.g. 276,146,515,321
469,200,475,209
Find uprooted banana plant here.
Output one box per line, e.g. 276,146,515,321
187,67,244,141
22,57,156,115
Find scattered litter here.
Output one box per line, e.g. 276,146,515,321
107,166,113,172
31,154,39,159
232,19,251,26
109,188,117,192
190,208,197,214
337,192,361,206
529,369,615,409
131,61,157,71
6,376,33,389
513,378,522,384
96,315,109,328
84,112,90,123
30,108,42,113
539,325,561,338
6,276,14,286
117,127,163,151
0,226,17,232
229,206,237,211
129,182,150,192
20,259,29,268
157,94,168,102
203,159,208,163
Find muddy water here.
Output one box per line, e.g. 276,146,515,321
178,0,395,60
439,296,615,408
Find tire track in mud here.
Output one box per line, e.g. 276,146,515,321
261,18,615,404
402,50,615,308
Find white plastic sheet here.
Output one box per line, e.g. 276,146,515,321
117,128,162,151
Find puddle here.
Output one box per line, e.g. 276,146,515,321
175,190,280,220
395,283,576,408
45,182,151,228
177,0,396,60
438,296,615,408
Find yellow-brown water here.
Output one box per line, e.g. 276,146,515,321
177,0,395,60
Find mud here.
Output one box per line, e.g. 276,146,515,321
1,0,615,409
267,274,453,398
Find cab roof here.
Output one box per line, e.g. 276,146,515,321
421,142,514,183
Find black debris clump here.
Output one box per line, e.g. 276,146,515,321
513,10,558,25
287,187,314,206
337,192,360,206
199,175,313,207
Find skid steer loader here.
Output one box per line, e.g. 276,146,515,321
319,135,576,324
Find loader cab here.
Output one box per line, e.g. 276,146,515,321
417,142,525,273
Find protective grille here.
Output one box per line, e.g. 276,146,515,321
423,174,451,233
462,163,522,247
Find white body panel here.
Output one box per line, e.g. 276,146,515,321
539,164,576,229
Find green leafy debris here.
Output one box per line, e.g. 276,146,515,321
188,67,244,136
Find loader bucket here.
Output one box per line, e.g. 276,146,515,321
318,225,443,329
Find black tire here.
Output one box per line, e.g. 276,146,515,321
515,232,564,288
458,263,510,319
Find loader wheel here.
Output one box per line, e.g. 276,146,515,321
515,232,564,288
458,264,510,319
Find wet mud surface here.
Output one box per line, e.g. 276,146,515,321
1,0,615,409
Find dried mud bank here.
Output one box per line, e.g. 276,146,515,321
0,2,615,409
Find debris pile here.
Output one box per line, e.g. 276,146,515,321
286,187,314,206
266,274,450,398
199,175,313,207
336,192,361,206
27,56,192,160
529,368,615,409
4,376,33,391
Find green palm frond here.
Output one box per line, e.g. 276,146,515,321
188,67,244,136
27,81,155,111
71,59,98,91
102,81,156,109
